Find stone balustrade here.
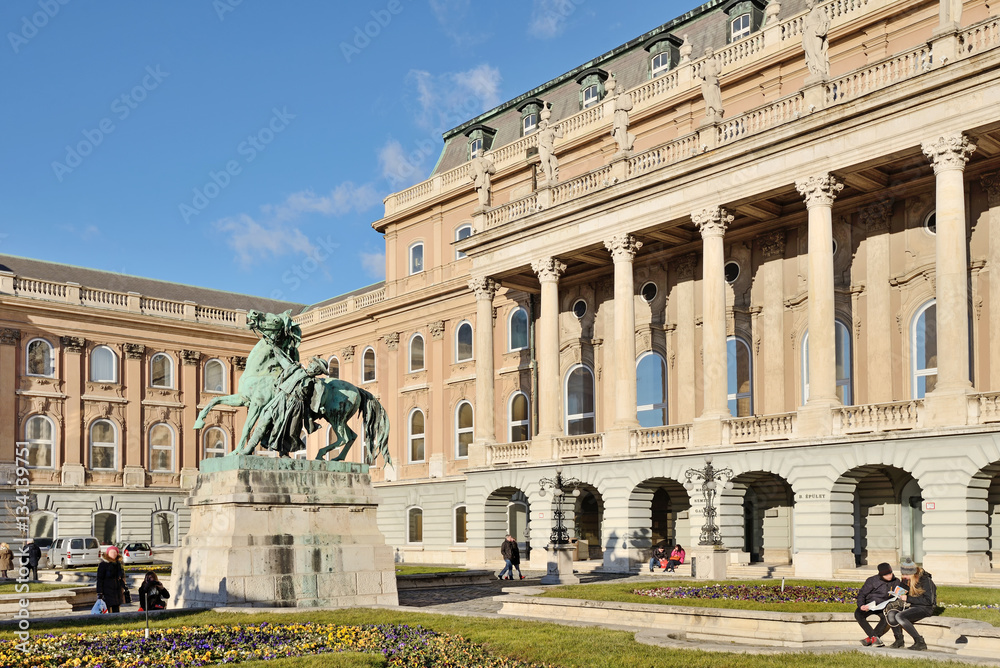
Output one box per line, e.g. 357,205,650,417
556,433,605,459
632,424,691,453
728,413,797,443
293,286,387,327
839,399,922,434
824,43,932,105
486,441,530,465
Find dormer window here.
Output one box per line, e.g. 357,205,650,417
575,67,609,111
517,98,545,137
722,0,766,43
464,123,497,160
470,137,483,157
643,33,682,79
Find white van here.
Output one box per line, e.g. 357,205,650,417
48,536,102,568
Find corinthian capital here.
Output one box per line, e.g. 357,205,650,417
604,234,643,262
691,207,733,238
469,276,499,301
531,257,567,282
922,134,976,174
795,174,843,208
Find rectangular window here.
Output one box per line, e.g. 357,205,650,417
522,113,538,135
455,507,468,544
583,84,600,108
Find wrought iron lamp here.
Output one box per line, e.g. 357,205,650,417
537,467,582,545
683,457,734,546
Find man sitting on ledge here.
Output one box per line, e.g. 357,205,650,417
856,562,905,648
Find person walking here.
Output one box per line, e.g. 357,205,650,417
498,534,524,580
665,544,686,572
0,542,13,579
96,546,125,613
24,539,42,581
649,544,668,572
855,562,905,647
138,571,170,610
893,559,937,651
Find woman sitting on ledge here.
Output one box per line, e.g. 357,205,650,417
892,559,936,652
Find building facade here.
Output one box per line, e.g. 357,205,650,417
4,0,1000,583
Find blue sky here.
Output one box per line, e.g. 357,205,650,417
1,1,689,306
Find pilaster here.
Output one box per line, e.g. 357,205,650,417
605,234,642,433
758,231,786,414
60,336,85,468
531,258,566,438
861,200,894,403
180,349,201,487
674,254,697,423
123,343,145,469
981,172,1000,391
0,329,20,464
469,276,499,467
692,208,732,432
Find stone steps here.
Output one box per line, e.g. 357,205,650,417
726,563,796,579
970,570,1000,585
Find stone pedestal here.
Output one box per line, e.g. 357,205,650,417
171,455,397,609
691,547,728,580
540,544,580,585
61,463,85,487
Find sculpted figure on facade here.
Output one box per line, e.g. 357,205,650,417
802,0,830,81
607,76,636,157
468,148,496,210
699,48,724,122
536,106,564,185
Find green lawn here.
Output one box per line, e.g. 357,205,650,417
538,579,1000,627
0,608,984,668
394,565,467,575
239,655,384,668
0,582,78,594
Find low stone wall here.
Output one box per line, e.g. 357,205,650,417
497,595,1000,659
396,571,494,590
0,587,98,618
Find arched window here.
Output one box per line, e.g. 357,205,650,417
508,307,529,351
89,419,117,470
509,392,530,442
407,507,423,543
26,338,54,377
455,224,473,260
409,242,424,275
636,352,668,427
912,300,937,398
25,415,55,468
409,334,425,372
204,358,225,393
454,505,468,544
92,511,119,545
565,365,596,435
409,409,425,462
456,321,473,362
731,12,752,40
327,356,340,380
151,510,177,547
362,347,376,383
651,52,671,78
455,401,474,458
801,322,853,404
150,353,174,388
29,511,57,539
203,426,227,458
148,423,174,472
727,336,753,417
582,84,600,108
90,345,118,383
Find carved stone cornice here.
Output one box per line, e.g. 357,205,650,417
860,200,892,234
232,355,247,370
383,332,400,351
340,346,355,362
604,233,643,262
180,349,202,366
758,230,786,259
429,321,445,340
123,343,145,360
922,133,976,174
795,174,843,208
59,336,86,354
531,257,567,282
1,328,22,346
674,253,698,279
691,207,732,238
469,276,500,301
980,172,1000,207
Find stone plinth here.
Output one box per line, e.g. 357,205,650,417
691,547,728,580
540,544,580,585
171,455,397,609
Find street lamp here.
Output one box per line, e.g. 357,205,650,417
538,467,582,545
684,457,734,547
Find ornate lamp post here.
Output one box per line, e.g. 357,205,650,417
684,457,734,546
537,467,583,584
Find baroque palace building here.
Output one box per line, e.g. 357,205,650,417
4,0,1000,583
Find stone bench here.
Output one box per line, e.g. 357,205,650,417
395,570,495,589
638,563,692,577
0,586,98,618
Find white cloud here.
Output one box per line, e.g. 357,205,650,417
429,0,477,46
214,213,317,267
378,139,422,187
261,182,380,222
529,0,581,39
360,251,386,279
406,64,502,132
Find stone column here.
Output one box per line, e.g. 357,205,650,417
795,174,843,436
469,276,499,467
674,255,698,422
920,468,992,583
0,329,20,465
60,336,85,484
982,172,1000,391
862,201,893,404
532,258,567,440
604,234,642,430
123,343,145,478
692,208,732,445
180,350,201,488
922,134,976,425
758,231,786,414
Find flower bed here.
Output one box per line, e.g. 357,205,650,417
634,583,858,604
1,622,552,668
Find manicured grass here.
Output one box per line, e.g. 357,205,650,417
0,582,77,594
240,655,385,668
394,565,466,575
0,608,981,667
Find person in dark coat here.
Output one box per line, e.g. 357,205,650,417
894,558,937,651
96,546,125,613
24,540,42,581
649,544,668,572
138,571,170,610
855,561,904,647
498,534,524,580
